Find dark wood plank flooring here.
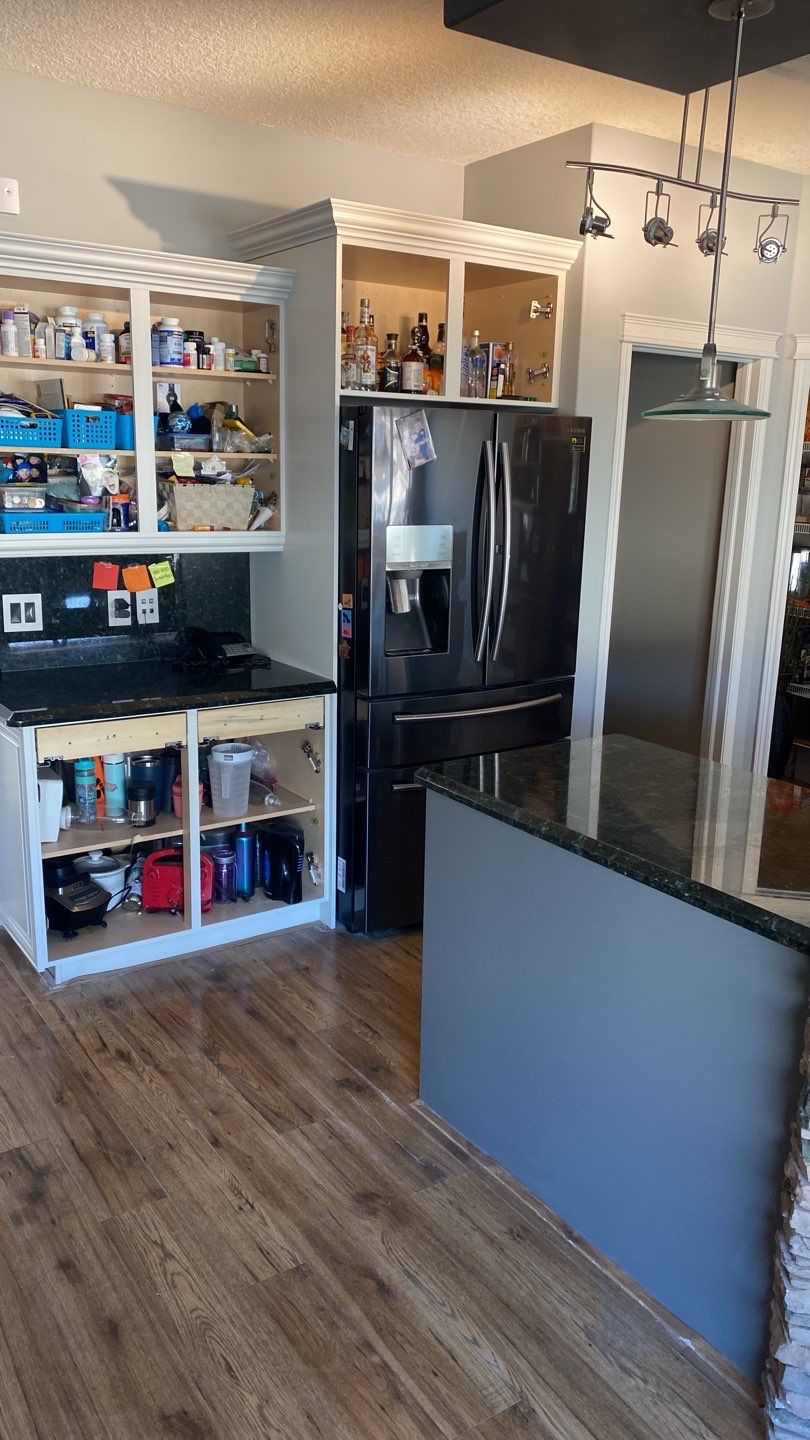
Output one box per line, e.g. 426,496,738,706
0,924,763,1439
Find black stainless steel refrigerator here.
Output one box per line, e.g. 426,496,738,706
337,402,591,932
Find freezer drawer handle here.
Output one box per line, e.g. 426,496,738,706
390,781,425,792
392,694,563,723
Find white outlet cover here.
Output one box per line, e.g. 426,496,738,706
136,589,159,625
0,179,20,216
2,592,42,632
107,590,132,627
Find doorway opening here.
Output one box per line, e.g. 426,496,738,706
603,350,737,756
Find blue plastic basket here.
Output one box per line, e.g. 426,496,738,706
0,510,108,534
58,408,117,449
116,413,135,450
0,414,63,448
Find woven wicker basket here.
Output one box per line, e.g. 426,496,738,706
159,481,255,531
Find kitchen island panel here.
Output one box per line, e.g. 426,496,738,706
420,788,806,1380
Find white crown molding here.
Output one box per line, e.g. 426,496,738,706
791,334,810,361
620,312,782,360
0,231,295,302
230,198,583,274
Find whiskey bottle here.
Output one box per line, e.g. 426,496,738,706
467,330,487,401
417,312,431,365
341,324,357,389
428,321,445,395
354,297,377,391
401,327,426,394
503,341,516,398
380,333,402,391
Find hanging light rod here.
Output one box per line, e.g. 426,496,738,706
564,160,798,211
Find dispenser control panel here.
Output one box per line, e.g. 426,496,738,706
385,525,453,572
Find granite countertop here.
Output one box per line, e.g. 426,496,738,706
417,735,810,956
0,656,335,726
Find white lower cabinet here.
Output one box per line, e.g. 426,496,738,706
2,695,331,983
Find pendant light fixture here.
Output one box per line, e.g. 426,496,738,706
643,0,773,421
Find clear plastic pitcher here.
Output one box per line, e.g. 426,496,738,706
208,742,254,818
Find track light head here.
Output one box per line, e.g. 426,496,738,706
696,194,726,258
579,168,613,239
643,181,676,248
755,203,788,263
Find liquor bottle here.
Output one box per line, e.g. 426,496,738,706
354,297,377,391
460,334,470,396
503,341,516,398
468,330,487,400
401,327,426,395
428,322,445,395
416,312,431,365
341,324,357,389
380,333,402,391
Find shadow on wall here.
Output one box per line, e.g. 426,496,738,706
107,180,282,257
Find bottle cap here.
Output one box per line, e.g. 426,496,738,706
103,753,125,763
2,311,13,322
386,332,398,341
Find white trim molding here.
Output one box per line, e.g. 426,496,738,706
619,313,781,361
0,232,295,303
231,197,583,274
592,312,778,761
752,335,810,775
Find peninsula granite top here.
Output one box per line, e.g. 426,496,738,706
417,734,810,956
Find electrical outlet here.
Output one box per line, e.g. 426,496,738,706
0,179,20,216
107,590,132,627
136,589,159,625
2,593,42,633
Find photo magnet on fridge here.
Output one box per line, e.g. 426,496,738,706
396,409,436,469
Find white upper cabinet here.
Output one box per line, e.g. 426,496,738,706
0,233,294,555
231,198,582,409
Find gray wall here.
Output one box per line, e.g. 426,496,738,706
0,71,464,257
603,352,733,755
420,790,807,1380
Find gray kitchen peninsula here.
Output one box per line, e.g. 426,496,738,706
417,735,810,1386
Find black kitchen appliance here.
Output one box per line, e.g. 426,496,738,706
338,403,591,932
42,859,110,940
179,627,262,672
257,821,305,905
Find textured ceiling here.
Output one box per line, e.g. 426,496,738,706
4,0,809,172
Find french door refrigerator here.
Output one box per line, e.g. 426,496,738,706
337,402,591,932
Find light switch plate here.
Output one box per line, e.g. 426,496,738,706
2,592,42,632
107,590,132,627
0,179,20,216
136,589,159,625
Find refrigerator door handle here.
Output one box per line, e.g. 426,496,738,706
392,694,563,723
390,781,425,792
474,440,497,664
491,440,513,664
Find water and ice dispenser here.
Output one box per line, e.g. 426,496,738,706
384,524,452,657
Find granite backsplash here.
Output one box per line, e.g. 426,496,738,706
0,554,251,670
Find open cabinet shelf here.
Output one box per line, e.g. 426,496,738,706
0,235,293,555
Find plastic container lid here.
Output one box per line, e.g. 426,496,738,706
160,317,181,327
56,305,79,316
86,311,106,322
103,753,125,763
74,757,95,772
2,311,13,322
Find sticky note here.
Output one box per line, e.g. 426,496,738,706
92,561,119,591
122,564,152,593
149,561,175,589
173,453,196,477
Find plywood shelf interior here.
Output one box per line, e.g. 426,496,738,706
0,356,132,376
199,783,315,833
41,809,185,860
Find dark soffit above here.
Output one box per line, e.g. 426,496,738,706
444,0,810,94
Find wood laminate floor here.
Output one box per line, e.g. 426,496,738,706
0,923,763,1440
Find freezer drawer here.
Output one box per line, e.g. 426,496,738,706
361,679,573,770
365,767,427,932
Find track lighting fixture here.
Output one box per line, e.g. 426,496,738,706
755,203,788,263
579,168,613,239
695,193,726,257
643,181,676,247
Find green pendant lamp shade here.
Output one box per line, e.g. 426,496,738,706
642,343,771,420
645,1,773,424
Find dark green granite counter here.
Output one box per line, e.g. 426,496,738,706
0,657,334,726
417,734,810,956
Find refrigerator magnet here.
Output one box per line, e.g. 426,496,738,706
395,409,436,469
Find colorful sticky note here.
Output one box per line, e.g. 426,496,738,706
121,564,152,594
149,561,175,589
92,561,120,591
173,453,196,477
